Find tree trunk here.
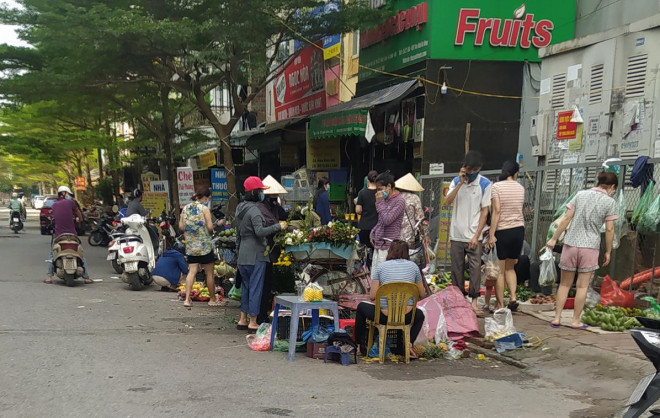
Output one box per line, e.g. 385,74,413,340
160,86,179,219
84,149,94,206
193,86,239,215
106,122,121,196
97,148,104,180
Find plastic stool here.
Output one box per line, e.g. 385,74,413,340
339,319,356,340
323,345,357,366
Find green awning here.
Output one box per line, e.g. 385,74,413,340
309,109,368,139
309,80,418,140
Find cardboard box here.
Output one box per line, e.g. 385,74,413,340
306,342,328,359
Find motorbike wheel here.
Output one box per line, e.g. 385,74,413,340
88,230,104,246
111,259,124,274
127,272,144,291
65,274,75,287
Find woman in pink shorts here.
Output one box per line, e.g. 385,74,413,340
546,172,619,329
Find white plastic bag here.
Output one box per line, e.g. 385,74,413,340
586,286,601,308
485,308,516,340
483,247,500,282
414,298,449,346
539,248,557,287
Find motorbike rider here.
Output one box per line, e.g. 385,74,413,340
126,189,147,217
44,186,92,284
7,192,25,226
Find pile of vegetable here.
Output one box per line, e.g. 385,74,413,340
428,272,452,294
504,285,534,302
581,305,643,332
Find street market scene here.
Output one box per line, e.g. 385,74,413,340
3,0,660,417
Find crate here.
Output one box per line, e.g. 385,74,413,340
360,325,404,355
306,342,328,359
275,315,334,341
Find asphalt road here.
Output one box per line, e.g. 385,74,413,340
0,224,597,418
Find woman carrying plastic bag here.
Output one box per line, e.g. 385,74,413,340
546,172,619,330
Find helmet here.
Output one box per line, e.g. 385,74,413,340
57,186,73,195
173,240,185,254
11,192,18,198
133,188,143,199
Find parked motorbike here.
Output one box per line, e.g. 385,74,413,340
88,214,116,247
624,317,660,417
106,229,126,274
157,209,177,251
9,210,23,234
51,233,84,287
117,214,158,290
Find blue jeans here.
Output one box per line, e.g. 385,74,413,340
238,262,268,316
46,235,89,279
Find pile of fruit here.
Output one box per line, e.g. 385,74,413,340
217,228,237,247
177,282,224,302
528,295,554,304
581,305,643,331
303,283,323,302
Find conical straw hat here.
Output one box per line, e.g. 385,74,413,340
395,173,424,192
262,175,288,194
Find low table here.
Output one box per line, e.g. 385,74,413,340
269,295,340,362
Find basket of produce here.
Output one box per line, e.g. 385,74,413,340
518,295,555,312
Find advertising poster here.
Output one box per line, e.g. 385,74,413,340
142,180,169,214
177,167,194,207
273,43,327,121
211,168,229,203
557,110,577,140
436,182,452,264
74,177,86,191
306,135,340,170
140,172,160,191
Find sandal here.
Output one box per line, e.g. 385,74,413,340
208,299,229,307
84,278,93,284
236,324,248,331
44,278,53,284
507,300,519,312
183,300,192,308
247,327,259,334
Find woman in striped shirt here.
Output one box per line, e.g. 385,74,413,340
354,240,427,357
488,161,525,312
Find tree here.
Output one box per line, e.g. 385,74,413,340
1,0,382,213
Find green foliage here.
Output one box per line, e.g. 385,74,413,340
95,177,114,206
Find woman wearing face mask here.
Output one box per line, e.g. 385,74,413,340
235,177,287,332
313,177,332,225
546,171,619,329
180,187,222,307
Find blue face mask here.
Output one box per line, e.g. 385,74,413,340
466,172,479,182
66,195,72,201
381,190,389,199
259,192,265,202
326,185,330,193
203,200,210,207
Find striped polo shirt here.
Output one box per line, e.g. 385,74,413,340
371,259,422,309
492,180,525,230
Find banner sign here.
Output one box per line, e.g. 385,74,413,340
309,109,368,140
557,110,577,140
198,150,216,169
142,180,169,213
307,135,340,170
140,172,159,191
177,167,194,207
274,43,327,121
211,168,229,203
74,177,86,191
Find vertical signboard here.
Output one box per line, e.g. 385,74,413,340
142,180,170,213
211,168,229,203
177,167,194,207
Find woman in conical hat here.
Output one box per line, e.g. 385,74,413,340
395,173,428,268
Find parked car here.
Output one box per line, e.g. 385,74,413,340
40,196,86,236
32,195,46,209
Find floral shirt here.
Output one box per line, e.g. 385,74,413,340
182,201,212,256
400,192,428,247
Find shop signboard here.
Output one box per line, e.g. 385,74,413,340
309,109,368,140
293,3,340,60
140,172,159,191
211,168,229,203
273,43,327,121
177,167,194,207
436,181,452,264
359,0,576,80
557,110,577,140
74,177,86,191
193,169,211,192
142,180,169,213
306,132,340,170
198,150,216,169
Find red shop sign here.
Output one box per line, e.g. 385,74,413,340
556,110,577,140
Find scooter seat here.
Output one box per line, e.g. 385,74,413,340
54,234,81,244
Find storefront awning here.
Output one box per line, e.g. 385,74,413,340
309,80,419,140
245,117,307,152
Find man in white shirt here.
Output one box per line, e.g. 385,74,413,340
444,151,491,310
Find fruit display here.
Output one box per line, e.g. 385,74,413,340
528,295,554,304
177,282,224,302
214,261,236,278
216,227,237,247
303,283,323,302
581,305,643,332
